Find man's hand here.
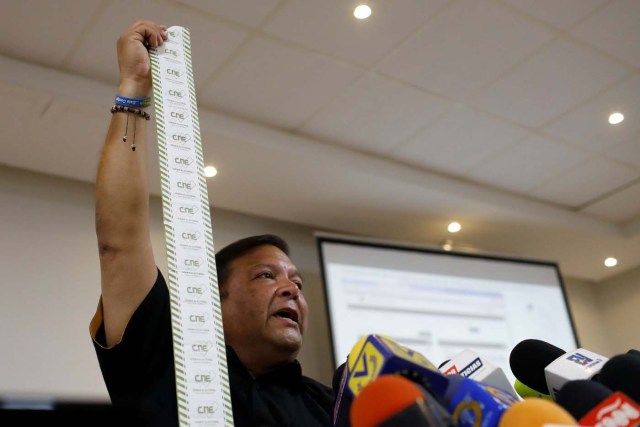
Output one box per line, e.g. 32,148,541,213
116,20,168,99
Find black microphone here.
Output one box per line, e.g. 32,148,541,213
350,374,453,427
555,379,613,420
509,339,608,398
627,349,640,358
556,379,640,426
599,353,640,403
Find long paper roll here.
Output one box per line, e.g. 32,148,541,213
149,26,233,427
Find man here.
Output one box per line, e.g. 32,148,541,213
90,20,333,426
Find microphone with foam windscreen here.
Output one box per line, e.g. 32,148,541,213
598,353,640,404
497,397,578,426
350,374,453,427
439,349,520,400
556,379,640,427
509,339,609,399
627,349,640,358
555,379,615,420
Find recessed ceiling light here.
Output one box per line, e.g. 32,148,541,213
604,257,617,267
448,222,461,233
608,112,624,125
354,4,372,20
204,166,218,177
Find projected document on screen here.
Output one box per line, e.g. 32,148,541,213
318,236,578,386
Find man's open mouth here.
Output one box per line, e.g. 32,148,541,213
274,308,299,323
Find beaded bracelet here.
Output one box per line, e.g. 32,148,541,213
110,105,150,151
110,105,151,120
115,95,152,109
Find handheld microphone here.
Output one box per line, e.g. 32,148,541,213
557,380,640,427
344,334,450,400
555,379,614,420
334,334,448,427
513,378,552,400
350,374,453,427
442,374,519,427
341,334,521,427
439,349,520,400
497,397,578,426
332,361,351,427
578,392,640,427
510,339,608,398
598,353,640,404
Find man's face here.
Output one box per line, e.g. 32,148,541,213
221,244,308,364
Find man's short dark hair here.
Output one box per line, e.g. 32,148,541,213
215,234,290,297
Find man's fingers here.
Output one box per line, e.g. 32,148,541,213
130,20,167,48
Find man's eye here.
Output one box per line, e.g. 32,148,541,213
257,272,274,279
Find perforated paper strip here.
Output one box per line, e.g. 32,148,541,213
149,26,233,427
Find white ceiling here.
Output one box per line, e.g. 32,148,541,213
1,0,639,282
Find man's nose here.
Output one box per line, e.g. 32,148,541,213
278,280,300,298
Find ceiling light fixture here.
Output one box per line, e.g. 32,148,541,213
354,4,372,20
604,257,617,267
448,222,461,233
608,112,624,125
204,166,218,177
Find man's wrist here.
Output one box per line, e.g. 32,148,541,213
117,81,151,102
115,95,151,109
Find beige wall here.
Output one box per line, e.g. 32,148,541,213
0,164,636,401
563,277,611,355
597,265,640,355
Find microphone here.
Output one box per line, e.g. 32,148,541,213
598,353,640,404
332,360,352,427
341,334,521,426
439,349,520,400
513,378,552,400
344,334,450,400
442,374,519,427
497,397,578,426
555,379,614,420
350,374,453,427
556,379,640,427
334,334,448,427
510,339,608,398
578,392,640,426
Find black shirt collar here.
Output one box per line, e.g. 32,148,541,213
226,346,304,390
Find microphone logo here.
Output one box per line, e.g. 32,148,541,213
443,365,459,375
459,357,483,378
567,352,594,366
579,392,640,427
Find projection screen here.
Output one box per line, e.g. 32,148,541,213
316,233,579,385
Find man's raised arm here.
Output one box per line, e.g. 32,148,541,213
94,21,168,347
